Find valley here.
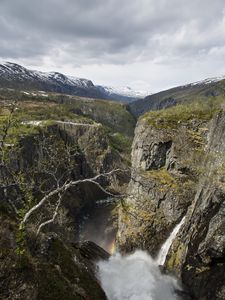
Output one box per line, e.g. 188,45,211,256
1,69,225,299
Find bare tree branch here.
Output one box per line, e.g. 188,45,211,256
36,191,63,236
21,168,123,225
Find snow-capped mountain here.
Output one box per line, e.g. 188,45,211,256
0,62,147,102
97,85,150,102
0,62,90,87
184,75,225,87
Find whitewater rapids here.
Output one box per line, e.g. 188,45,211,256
97,250,180,300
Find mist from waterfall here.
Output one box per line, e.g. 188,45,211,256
97,251,180,300
97,217,186,300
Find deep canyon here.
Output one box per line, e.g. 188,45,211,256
1,89,225,300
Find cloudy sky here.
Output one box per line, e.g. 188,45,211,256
1,0,225,92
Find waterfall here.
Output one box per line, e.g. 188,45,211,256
97,251,180,300
156,216,186,266
97,216,186,299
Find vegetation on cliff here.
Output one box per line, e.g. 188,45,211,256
141,97,222,129
0,91,134,299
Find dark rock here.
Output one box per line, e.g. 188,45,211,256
175,289,195,300
76,240,110,261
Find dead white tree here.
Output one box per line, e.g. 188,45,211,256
20,169,123,235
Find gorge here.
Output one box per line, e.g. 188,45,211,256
1,87,225,300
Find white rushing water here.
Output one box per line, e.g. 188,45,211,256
97,251,180,300
97,217,186,300
156,216,186,266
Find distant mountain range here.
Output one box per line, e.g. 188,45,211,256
1,61,225,117
0,62,148,103
129,75,225,117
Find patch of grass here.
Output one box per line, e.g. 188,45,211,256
14,103,94,124
0,101,95,144
187,129,206,148
142,98,222,129
1,88,136,136
0,116,39,144
141,168,178,189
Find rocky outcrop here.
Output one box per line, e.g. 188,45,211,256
117,114,206,255
117,106,225,299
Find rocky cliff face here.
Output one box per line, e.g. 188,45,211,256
117,105,225,299
55,121,125,175
118,111,206,255
167,111,225,299
2,121,126,241
0,120,125,300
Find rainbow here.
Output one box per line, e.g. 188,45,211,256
107,239,116,254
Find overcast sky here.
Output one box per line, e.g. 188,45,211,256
1,0,225,92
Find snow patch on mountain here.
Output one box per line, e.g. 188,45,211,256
0,61,93,89
98,85,150,99
0,61,151,101
184,75,225,87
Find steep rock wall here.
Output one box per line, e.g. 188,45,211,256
118,115,207,255
167,111,225,299
118,108,225,299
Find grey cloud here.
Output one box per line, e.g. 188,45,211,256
0,0,225,69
